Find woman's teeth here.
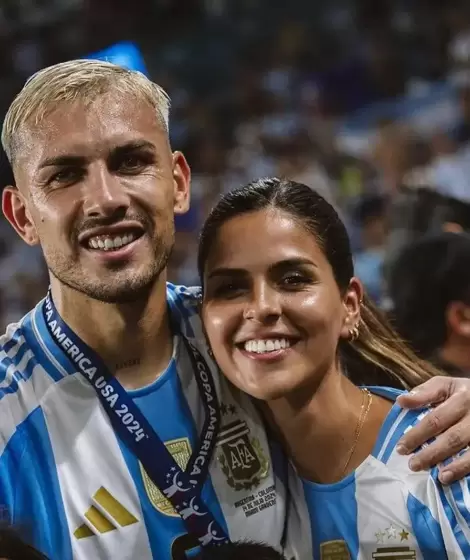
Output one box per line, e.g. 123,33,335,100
244,339,291,354
88,233,136,251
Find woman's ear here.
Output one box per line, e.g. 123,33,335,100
340,277,364,340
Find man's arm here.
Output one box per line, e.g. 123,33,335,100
396,376,470,483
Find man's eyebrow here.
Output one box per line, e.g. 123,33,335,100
37,141,157,170
38,155,87,170
111,140,157,156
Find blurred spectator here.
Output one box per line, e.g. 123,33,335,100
448,5,470,74
428,129,470,203
3,0,470,330
383,186,470,291
451,81,470,145
389,232,470,376
353,194,388,303
371,120,424,195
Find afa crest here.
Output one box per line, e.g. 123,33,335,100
140,437,192,517
217,404,269,491
320,540,350,560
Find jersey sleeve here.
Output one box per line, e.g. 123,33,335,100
420,467,470,556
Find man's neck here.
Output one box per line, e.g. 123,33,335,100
264,372,391,484
50,277,173,389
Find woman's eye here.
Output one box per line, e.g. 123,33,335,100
211,283,245,299
281,274,311,287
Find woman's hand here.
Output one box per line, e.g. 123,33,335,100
396,376,470,484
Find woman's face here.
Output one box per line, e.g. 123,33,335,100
202,208,361,401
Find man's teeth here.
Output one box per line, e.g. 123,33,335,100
244,339,291,354
88,233,136,251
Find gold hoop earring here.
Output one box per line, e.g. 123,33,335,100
348,325,359,342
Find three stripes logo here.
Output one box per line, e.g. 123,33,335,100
74,487,138,540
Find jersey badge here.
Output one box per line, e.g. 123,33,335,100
320,540,351,560
217,403,269,491
140,437,192,517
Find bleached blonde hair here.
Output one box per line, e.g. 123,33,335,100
2,59,171,165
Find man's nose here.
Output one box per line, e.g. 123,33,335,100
82,164,130,218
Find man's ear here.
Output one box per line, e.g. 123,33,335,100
2,186,39,245
172,151,191,215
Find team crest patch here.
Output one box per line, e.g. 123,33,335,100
320,540,350,560
140,437,192,516
217,403,269,491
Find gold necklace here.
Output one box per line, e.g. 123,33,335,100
340,388,373,479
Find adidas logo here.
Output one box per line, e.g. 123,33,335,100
74,487,138,539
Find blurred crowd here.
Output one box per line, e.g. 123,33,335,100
0,0,470,369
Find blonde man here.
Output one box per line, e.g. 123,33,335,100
0,59,469,560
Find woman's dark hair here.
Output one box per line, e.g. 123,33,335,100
389,232,470,358
197,541,286,560
198,177,441,389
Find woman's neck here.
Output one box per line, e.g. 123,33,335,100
264,371,392,484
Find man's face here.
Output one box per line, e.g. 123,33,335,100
3,92,190,303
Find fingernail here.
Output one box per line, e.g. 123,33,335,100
409,457,421,471
396,444,408,455
439,471,453,484
408,389,419,396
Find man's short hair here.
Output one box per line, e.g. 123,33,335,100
2,59,171,167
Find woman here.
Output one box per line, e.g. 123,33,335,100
199,178,470,559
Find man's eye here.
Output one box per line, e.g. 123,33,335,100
121,156,142,169
117,153,153,173
50,168,83,184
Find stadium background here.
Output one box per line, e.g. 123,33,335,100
0,0,469,330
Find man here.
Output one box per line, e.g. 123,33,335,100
390,232,470,377
1,59,470,560
0,60,285,560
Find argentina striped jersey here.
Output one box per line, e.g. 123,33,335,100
285,387,470,560
0,283,287,560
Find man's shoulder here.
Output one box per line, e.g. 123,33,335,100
166,282,201,306
0,310,63,451
0,319,28,369
166,283,203,339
